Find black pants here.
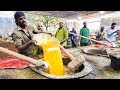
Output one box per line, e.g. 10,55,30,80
71,40,77,47
80,43,88,46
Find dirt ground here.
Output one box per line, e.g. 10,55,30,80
0,39,46,79
1,39,120,79
0,40,18,59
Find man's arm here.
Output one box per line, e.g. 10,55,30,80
78,29,82,41
107,29,119,36
88,29,92,44
12,33,37,53
55,30,58,37
60,37,68,45
39,31,53,36
17,40,36,53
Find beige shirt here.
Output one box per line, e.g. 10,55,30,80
12,26,34,57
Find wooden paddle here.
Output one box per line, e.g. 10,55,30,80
0,47,47,67
69,32,113,47
60,45,84,73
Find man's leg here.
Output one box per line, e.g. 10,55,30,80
84,43,88,46
80,43,88,46
80,43,84,46
71,40,74,47
73,40,77,47
74,40,77,47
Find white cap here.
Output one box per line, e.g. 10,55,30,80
36,21,43,26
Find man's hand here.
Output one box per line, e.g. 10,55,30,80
60,38,68,45
29,40,43,49
43,61,49,69
47,33,53,36
116,30,120,35
29,40,37,45
60,41,64,45
17,40,37,53
36,60,49,70
114,30,119,34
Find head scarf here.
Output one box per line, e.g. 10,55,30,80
14,11,25,20
14,11,25,26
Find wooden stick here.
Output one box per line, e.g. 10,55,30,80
60,46,84,72
69,32,112,47
0,47,45,67
60,46,75,61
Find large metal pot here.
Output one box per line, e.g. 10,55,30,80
109,54,120,71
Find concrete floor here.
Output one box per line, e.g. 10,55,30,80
68,47,120,79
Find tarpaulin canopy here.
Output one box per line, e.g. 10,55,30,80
24,11,114,19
